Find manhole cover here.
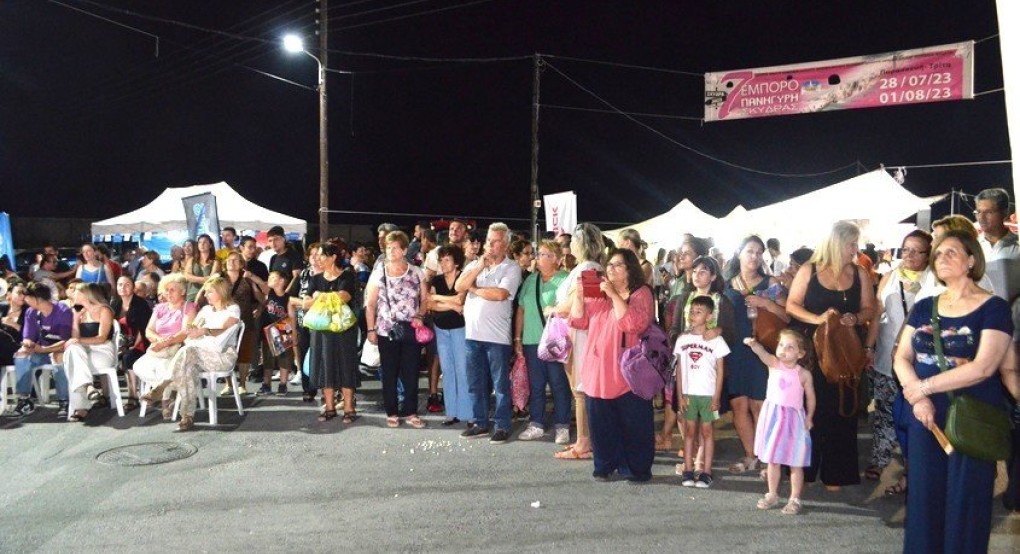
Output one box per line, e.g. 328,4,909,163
96,442,198,466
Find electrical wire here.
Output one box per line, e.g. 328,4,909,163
327,0,433,22
540,104,703,121
542,61,858,178
975,87,1004,97
893,160,1012,170
47,0,160,54
334,0,499,32
540,53,702,78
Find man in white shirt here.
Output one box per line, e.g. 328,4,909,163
455,222,522,444
763,238,788,277
975,187,1020,303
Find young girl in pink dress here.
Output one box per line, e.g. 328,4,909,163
744,330,816,515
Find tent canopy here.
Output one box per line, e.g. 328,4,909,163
91,182,307,236
606,170,944,255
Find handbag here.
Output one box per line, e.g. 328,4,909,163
510,353,530,411
814,310,867,417
736,276,784,351
411,318,434,344
930,295,1013,462
302,291,357,333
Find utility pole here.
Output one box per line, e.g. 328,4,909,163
318,0,329,242
529,53,541,245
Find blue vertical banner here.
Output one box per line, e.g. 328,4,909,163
0,212,15,269
181,193,221,240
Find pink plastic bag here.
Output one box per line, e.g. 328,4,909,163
537,316,571,363
411,318,434,344
510,354,530,411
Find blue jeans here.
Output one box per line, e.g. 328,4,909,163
435,326,471,421
14,353,69,400
523,345,571,428
465,339,511,431
586,392,655,481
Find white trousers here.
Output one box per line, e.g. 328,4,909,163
64,341,116,412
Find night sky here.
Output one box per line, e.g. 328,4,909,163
0,0,1011,229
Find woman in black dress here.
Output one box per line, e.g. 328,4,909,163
786,221,876,490
302,242,360,423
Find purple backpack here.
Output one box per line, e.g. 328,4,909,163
620,323,672,401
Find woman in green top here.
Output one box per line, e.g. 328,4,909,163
513,240,571,445
183,234,221,302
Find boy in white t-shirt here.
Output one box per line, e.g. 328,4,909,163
675,295,730,488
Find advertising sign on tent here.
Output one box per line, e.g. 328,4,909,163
705,41,974,122
182,193,221,240
544,191,577,236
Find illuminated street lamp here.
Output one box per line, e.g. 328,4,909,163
283,33,329,242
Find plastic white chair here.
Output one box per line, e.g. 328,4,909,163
1,365,14,415
85,320,125,418
2,364,47,412
172,321,245,426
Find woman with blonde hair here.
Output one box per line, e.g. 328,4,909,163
166,275,240,431
786,221,876,490
548,222,605,459
63,283,117,421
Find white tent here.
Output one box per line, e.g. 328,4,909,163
605,198,720,252
604,169,943,255
91,182,307,236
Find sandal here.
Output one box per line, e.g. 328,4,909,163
176,415,194,432
92,395,109,409
406,415,426,429
554,446,593,460
86,386,102,401
781,498,803,515
756,493,780,510
124,398,139,411
884,475,907,496
655,433,673,452
342,411,358,424
68,410,89,422
864,465,882,481
729,456,758,474
318,409,338,423
386,416,400,428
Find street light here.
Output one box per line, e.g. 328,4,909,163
282,33,329,243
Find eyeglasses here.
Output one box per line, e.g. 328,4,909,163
901,247,929,255
606,261,626,269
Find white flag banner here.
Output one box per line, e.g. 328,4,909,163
544,191,576,235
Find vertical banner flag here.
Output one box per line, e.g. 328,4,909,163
705,42,974,122
544,191,577,236
0,212,15,269
182,193,221,240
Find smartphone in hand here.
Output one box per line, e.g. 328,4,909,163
581,269,604,298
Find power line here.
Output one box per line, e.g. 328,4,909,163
334,0,499,31
975,87,1004,97
540,103,703,121
324,48,529,63
540,53,703,78
47,0,160,55
327,0,433,22
891,160,1012,170
68,0,276,45
542,60,858,179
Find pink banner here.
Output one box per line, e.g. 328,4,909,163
704,42,974,122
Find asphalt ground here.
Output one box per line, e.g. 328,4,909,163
1,376,1018,554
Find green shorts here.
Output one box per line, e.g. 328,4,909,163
683,395,719,423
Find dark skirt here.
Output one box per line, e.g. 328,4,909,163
308,328,359,390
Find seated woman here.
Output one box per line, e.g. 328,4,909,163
166,276,240,431
136,274,196,420
111,276,153,411
63,283,116,422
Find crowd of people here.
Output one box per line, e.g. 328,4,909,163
4,188,1020,552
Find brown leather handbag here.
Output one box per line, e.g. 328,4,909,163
813,311,868,417
753,308,785,352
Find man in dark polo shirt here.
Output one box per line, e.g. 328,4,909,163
267,226,303,295
240,236,269,295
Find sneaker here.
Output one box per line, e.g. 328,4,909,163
13,398,35,417
489,429,510,444
681,471,696,487
218,385,234,397
56,401,69,419
518,424,546,441
554,427,570,445
695,473,714,489
257,384,273,396
277,384,288,396
289,372,302,385
461,425,490,439
426,394,443,413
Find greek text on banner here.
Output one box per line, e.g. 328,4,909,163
704,41,974,122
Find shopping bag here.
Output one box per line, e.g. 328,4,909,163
537,315,571,363
510,353,530,411
302,292,357,333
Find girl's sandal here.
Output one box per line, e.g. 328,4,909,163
729,456,757,474
318,409,338,423
781,498,803,515
68,410,89,422
756,493,780,510
386,416,400,428
406,415,426,429
342,411,358,424
554,446,592,460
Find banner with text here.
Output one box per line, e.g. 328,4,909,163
182,193,221,241
704,41,974,122
544,192,577,236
